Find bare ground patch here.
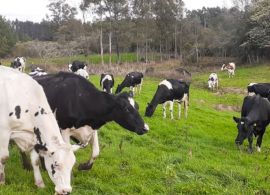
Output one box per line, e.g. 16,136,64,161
214,87,247,96
214,104,241,112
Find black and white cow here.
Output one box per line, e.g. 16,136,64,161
0,66,77,195
33,72,149,170
208,73,218,90
233,95,270,153
145,79,190,120
10,57,26,72
68,60,87,72
247,83,270,99
221,62,236,78
100,73,114,93
115,72,144,95
29,67,47,77
68,60,89,79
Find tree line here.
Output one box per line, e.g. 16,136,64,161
0,0,269,64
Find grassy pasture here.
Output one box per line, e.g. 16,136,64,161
1,64,270,194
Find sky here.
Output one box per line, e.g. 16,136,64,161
0,0,234,23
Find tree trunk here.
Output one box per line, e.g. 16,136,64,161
136,41,139,63
145,39,148,63
160,41,162,62
100,27,104,66
174,25,177,58
109,32,112,66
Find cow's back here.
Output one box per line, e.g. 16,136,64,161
0,66,49,130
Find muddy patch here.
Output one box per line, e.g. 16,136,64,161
214,87,247,96
215,104,241,112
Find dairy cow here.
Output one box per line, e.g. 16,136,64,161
208,73,218,90
33,72,149,170
100,73,114,93
221,62,236,78
116,72,144,95
233,95,270,153
10,57,26,72
145,79,190,120
247,83,270,99
0,66,77,195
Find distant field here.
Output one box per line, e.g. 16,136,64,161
1,64,270,194
1,53,138,67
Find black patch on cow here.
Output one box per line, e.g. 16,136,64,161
34,127,47,152
9,112,13,116
34,112,39,117
51,164,56,176
15,106,21,119
40,108,47,114
25,110,29,113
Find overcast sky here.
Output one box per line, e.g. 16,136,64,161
0,0,233,23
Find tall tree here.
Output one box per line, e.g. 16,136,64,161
0,16,16,57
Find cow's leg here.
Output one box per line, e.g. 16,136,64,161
0,133,10,184
78,130,99,171
256,130,265,152
169,101,174,120
184,99,188,119
248,135,253,153
30,150,45,188
110,88,113,94
178,102,181,119
216,80,219,90
139,79,143,94
20,151,32,170
162,102,167,118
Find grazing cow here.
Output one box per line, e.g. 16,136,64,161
0,66,77,195
29,67,47,77
115,72,144,95
10,57,26,72
208,73,218,90
68,60,87,72
33,72,149,170
233,95,270,153
221,62,236,78
247,83,270,98
100,73,114,93
145,79,190,119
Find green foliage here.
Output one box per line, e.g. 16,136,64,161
1,64,270,194
0,16,16,57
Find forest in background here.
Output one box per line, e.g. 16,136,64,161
0,0,269,65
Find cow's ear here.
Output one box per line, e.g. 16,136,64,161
233,116,240,123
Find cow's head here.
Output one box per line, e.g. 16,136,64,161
221,64,227,71
233,116,254,145
113,92,149,135
145,103,155,117
36,143,77,195
11,60,21,69
208,79,213,88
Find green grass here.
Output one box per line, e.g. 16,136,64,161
1,64,270,194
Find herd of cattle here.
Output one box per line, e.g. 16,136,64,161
0,57,270,194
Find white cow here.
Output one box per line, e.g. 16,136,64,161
221,62,236,78
11,57,26,72
0,66,78,195
208,73,218,91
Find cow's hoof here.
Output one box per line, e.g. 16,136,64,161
78,162,93,171
248,148,253,154
35,180,45,188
